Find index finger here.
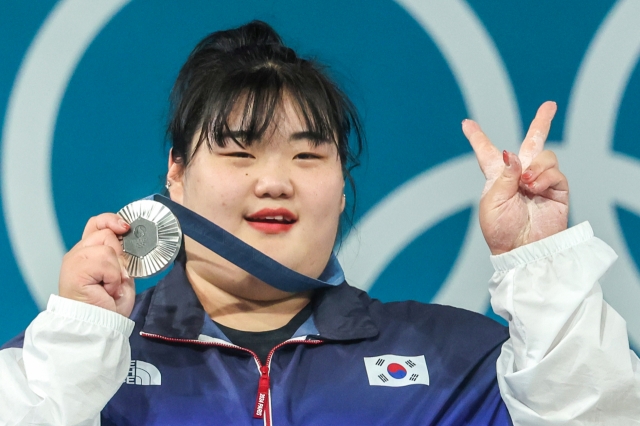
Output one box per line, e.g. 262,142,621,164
83,213,130,239
80,228,126,258
518,101,557,168
462,119,501,179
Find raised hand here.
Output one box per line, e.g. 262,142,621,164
58,214,136,317
462,101,569,255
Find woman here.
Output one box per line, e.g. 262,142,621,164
1,21,638,425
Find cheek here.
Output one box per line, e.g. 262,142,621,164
302,174,344,224
182,167,248,225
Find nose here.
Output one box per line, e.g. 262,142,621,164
254,164,294,199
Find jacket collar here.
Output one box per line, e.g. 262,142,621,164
140,257,379,342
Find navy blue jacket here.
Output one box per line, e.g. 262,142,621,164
109,256,511,425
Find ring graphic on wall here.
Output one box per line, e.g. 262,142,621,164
1,0,132,307
340,0,640,347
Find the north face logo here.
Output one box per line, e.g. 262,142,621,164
125,360,161,386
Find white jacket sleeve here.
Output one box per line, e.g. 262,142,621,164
0,295,134,426
490,221,640,425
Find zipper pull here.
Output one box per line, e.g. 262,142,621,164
253,365,270,418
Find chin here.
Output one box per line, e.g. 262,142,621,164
238,276,300,301
249,242,307,271
185,235,327,296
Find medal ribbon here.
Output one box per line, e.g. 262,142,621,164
145,194,345,292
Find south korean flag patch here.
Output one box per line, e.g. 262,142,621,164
364,355,430,387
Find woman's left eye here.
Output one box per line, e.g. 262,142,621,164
295,153,321,160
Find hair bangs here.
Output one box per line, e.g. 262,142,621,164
194,65,348,155
188,67,281,153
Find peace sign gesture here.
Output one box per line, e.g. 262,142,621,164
463,101,569,255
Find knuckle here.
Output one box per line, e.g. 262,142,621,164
95,244,116,261
96,213,117,227
84,215,97,229
103,244,117,256
539,149,557,162
100,228,117,239
96,213,111,226
101,258,116,271
62,251,74,263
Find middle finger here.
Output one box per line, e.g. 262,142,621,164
518,101,557,169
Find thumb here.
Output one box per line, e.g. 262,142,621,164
484,151,522,205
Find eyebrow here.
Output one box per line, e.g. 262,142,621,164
221,130,249,139
220,130,249,147
289,131,328,143
220,130,329,145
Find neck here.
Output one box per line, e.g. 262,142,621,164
186,261,313,332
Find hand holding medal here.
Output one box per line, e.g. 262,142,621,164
58,213,136,317
57,199,182,319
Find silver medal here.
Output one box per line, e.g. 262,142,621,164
117,199,182,277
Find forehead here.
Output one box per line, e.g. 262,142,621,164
227,94,307,133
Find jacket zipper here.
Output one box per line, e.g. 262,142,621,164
140,332,323,426
251,338,323,425
254,364,270,420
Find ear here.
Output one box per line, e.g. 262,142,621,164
167,148,186,204
340,181,346,213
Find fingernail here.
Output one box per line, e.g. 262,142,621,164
462,120,480,133
527,181,537,189
118,219,129,229
522,170,533,180
502,150,510,167
121,266,130,281
117,288,124,298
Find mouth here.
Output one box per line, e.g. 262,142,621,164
245,208,297,234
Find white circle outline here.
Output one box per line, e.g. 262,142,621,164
1,0,130,307
339,0,521,313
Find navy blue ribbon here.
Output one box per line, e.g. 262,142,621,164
145,194,345,292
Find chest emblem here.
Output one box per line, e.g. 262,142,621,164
124,360,162,386
363,355,429,387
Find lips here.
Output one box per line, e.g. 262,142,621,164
245,208,297,234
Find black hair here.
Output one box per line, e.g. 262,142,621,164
167,20,364,231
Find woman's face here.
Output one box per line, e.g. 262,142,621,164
167,98,345,299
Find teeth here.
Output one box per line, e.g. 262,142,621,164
259,215,286,222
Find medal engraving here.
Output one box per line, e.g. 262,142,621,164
117,200,182,277
123,218,157,257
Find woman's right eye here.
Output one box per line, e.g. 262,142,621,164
225,152,254,159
